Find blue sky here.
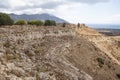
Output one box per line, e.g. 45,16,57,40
0,0,120,24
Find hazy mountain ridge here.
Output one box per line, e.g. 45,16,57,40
9,13,68,23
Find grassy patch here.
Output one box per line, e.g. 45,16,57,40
6,53,20,61
24,49,35,57
37,66,47,72
34,48,41,54
5,48,18,60
3,41,11,48
96,57,105,68
53,31,59,34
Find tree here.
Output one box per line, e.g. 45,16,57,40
28,20,43,26
50,20,56,26
0,13,14,26
15,19,27,25
44,20,56,26
44,20,51,26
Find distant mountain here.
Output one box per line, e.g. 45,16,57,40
9,13,68,23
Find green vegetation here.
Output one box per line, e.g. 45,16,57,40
15,19,27,25
28,20,43,26
0,13,14,26
37,66,47,72
96,57,105,67
44,20,56,26
6,53,19,61
116,74,120,79
0,13,58,26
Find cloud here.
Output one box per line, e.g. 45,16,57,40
0,0,65,15
0,0,111,15
0,0,119,24
0,0,63,10
67,0,110,4
0,0,10,8
0,0,111,10
40,1,64,9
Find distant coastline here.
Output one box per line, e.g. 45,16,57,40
87,24,120,29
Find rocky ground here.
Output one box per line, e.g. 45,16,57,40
0,24,120,80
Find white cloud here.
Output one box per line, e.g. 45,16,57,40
0,0,111,10
67,0,110,4
0,0,119,24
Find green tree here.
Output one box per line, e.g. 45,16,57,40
44,20,56,26
50,20,56,26
0,13,14,26
15,19,27,25
28,20,43,26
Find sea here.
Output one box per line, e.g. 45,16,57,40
86,24,120,29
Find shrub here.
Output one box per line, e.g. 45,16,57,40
44,20,56,26
0,13,14,25
28,20,43,26
50,20,56,26
15,19,27,25
96,57,105,67
116,74,120,79
62,23,66,27
44,20,50,26
6,53,18,60
24,49,35,57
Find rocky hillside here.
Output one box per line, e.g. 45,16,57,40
76,24,120,65
0,24,120,80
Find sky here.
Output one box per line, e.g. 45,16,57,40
0,0,120,24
